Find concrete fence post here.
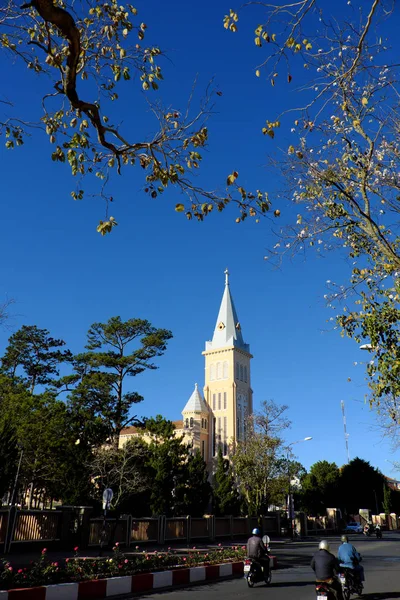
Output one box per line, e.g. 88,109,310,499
4,506,17,554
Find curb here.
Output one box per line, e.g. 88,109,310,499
0,558,277,599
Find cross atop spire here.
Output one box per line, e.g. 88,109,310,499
205,270,250,353
225,268,229,286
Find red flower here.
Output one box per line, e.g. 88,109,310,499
8,567,12,572
115,542,119,547
42,548,47,554
66,558,70,563
18,569,23,574
124,559,128,564
74,546,79,552
183,557,187,562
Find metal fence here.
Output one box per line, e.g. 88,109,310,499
13,510,61,542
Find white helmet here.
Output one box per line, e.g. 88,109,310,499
319,540,330,551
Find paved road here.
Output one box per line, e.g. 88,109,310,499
141,534,400,600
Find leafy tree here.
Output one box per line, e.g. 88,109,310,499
1,325,72,392
213,447,240,516
299,461,340,516
89,438,151,510
143,415,176,439
340,457,386,515
223,1,400,428
0,420,19,502
232,401,289,515
59,317,172,444
0,1,266,231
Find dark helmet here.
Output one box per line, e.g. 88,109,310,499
341,535,349,543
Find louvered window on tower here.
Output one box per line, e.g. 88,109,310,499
240,364,244,381
223,392,227,410
218,393,221,410
185,418,189,428
218,416,221,449
216,362,222,379
190,417,194,428
210,364,215,381
244,366,247,383
212,394,216,410
223,361,228,379
224,416,227,455
236,362,239,380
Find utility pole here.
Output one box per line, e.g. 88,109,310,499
341,401,350,464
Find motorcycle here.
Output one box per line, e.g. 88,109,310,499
338,568,363,600
244,558,272,587
375,527,382,539
363,525,373,537
315,580,335,599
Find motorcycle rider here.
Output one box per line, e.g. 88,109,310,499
311,540,344,600
375,523,382,538
364,521,374,536
246,528,270,578
338,535,365,583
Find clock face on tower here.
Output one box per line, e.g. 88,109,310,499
218,322,225,330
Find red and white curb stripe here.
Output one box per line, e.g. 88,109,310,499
0,559,279,599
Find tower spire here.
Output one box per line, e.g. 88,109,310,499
205,269,249,352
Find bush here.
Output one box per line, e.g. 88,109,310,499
0,544,246,590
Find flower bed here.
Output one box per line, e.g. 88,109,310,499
0,544,247,591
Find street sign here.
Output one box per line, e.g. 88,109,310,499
102,488,113,510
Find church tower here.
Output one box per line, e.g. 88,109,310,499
203,270,253,460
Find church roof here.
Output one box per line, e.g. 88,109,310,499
206,269,250,353
182,383,209,414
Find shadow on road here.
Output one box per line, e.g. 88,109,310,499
360,594,400,599
269,581,315,588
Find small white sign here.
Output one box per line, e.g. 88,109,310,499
102,488,113,510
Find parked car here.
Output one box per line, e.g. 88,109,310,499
343,522,363,533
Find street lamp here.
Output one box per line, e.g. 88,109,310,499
287,437,312,539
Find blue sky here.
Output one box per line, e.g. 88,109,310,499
0,0,398,477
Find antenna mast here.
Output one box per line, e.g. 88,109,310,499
341,401,350,464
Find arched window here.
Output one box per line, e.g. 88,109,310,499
210,364,215,381
185,418,189,428
205,419,208,430
216,362,222,379
201,418,204,429
244,366,248,383
190,417,194,428
240,364,244,381
223,361,228,379
236,362,240,380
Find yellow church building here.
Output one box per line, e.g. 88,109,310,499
119,270,253,465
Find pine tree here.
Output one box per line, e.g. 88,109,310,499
213,447,240,516
180,451,211,517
